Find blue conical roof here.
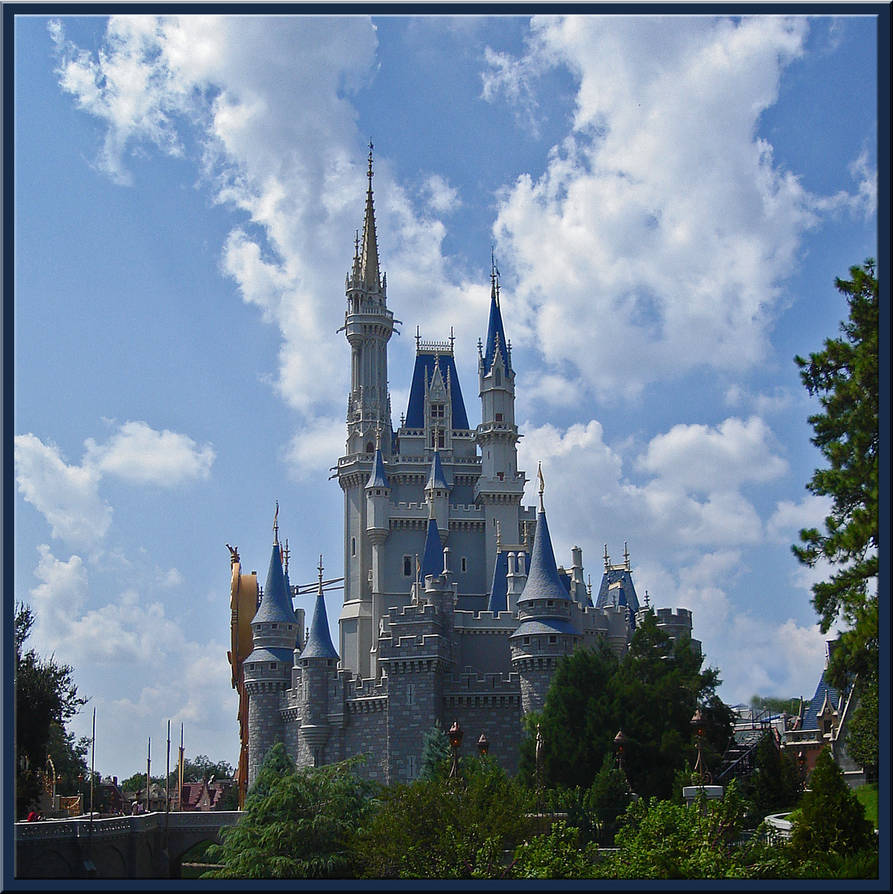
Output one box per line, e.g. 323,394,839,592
301,588,339,660
518,510,572,605
253,543,296,624
487,550,509,613
483,280,510,376
420,517,444,580
426,450,449,491
366,447,389,489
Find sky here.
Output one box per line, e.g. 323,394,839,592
11,10,880,782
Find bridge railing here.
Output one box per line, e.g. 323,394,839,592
15,810,241,842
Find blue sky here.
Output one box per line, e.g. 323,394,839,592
12,12,879,781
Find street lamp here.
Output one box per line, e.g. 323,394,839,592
613,729,628,771
448,720,463,779
477,732,489,758
690,708,708,785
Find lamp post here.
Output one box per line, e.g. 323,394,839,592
614,729,628,772
448,720,463,779
477,732,489,758
690,708,707,785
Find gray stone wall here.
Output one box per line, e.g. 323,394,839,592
247,685,286,786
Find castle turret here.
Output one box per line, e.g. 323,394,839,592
298,556,340,767
424,450,450,539
475,259,527,583
244,506,298,785
510,466,582,717
337,145,399,679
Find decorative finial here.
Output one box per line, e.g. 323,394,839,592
283,539,290,575
367,140,374,184
624,541,630,570
415,325,421,350
537,462,545,512
449,326,454,351
587,574,592,597
644,589,651,609
317,554,324,591
273,501,279,546
354,229,360,258
375,422,382,450
496,520,502,551
415,554,420,586
604,544,610,571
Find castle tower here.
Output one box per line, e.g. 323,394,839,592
244,506,299,786
365,440,391,679
338,145,398,678
424,450,450,540
298,557,340,767
475,258,526,581
510,466,582,717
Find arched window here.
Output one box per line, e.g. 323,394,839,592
366,441,374,453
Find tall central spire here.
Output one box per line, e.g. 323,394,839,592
360,141,381,292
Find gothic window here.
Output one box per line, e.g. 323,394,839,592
497,472,504,480
461,557,467,573
431,403,445,418
271,624,278,629
495,413,503,422
549,635,557,644
407,754,417,779
270,662,277,670
407,683,415,706
351,537,357,557
403,555,412,576
438,430,445,448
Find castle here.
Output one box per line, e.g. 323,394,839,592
228,150,699,792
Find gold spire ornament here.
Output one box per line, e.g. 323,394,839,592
537,462,545,511
273,501,279,545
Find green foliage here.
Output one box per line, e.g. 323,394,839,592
855,782,878,828
596,782,751,879
203,750,377,879
585,753,632,844
521,613,733,800
512,819,599,879
846,679,878,779
741,732,802,816
749,694,801,716
789,748,875,860
793,259,878,693
419,719,451,781
15,603,87,817
355,756,533,878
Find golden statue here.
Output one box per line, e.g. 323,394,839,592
227,545,257,809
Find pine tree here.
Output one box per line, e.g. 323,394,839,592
789,749,875,860
419,719,451,781
793,259,878,692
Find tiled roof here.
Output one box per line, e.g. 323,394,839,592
301,588,339,661
420,518,444,580
253,543,295,625
366,447,389,489
487,550,509,613
405,352,470,430
517,510,572,606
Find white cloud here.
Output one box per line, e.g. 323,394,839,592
637,416,788,494
767,493,833,544
15,434,112,550
484,16,868,402
16,423,215,549
84,420,215,485
283,416,346,481
423,174,461,214
27,546,89,652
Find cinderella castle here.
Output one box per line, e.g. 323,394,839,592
227,150,699,795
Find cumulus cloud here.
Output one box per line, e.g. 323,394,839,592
283,415,346,481
484,16,868,402
84,420,215,485
15,434,112,550
636,416,788,494
423,174,461,214
16,423,215,549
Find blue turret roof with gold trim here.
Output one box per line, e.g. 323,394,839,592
426,450,449,491
420,517,444,580
301,557,339,661
366,446,389,489
483,259,510,376
254,521,295,626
